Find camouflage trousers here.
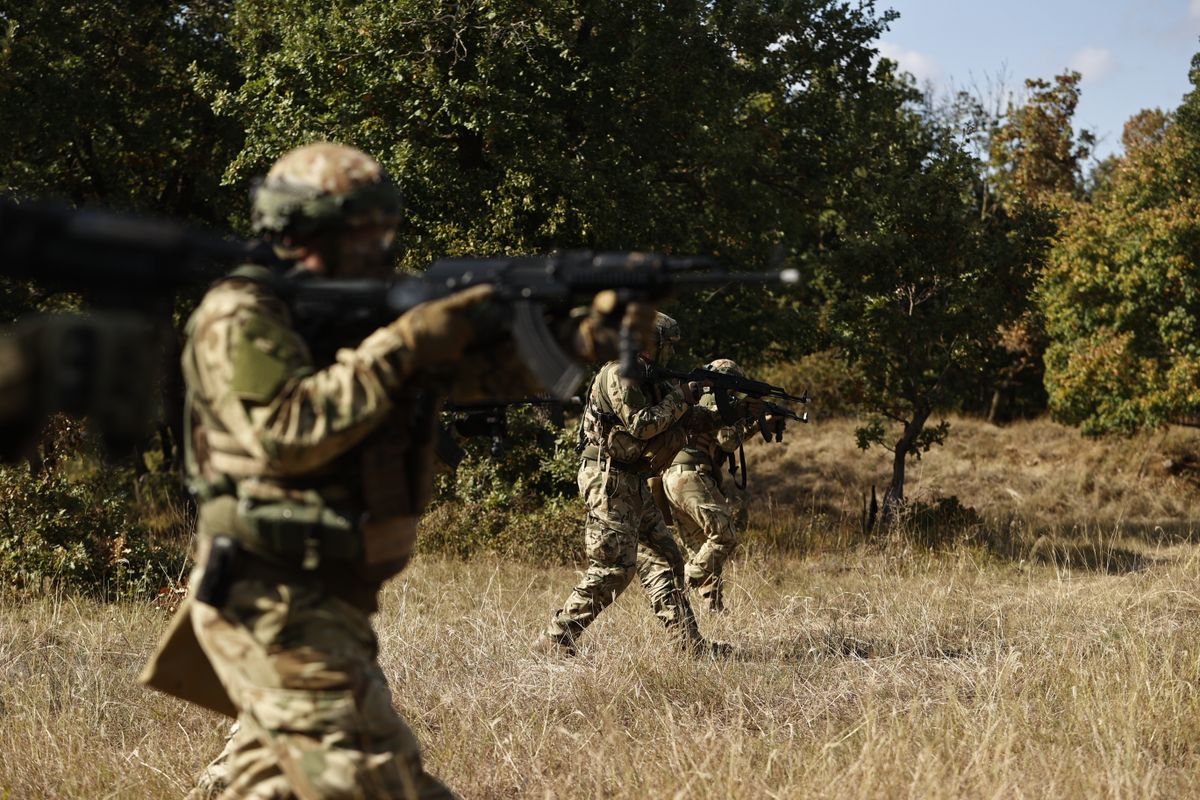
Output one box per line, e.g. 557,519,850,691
544,460,703,648
188,563,455,800
662,464,737,610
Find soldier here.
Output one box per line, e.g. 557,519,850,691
533,314,754,657
139,142,646,800
661,358,765,612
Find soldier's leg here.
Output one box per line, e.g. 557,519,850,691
186,721,241,800
663,469,737,611
631,480,706,651
541,464,639,647
191,577,455,800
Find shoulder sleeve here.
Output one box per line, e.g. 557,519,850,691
188,280,410,475
604,368,687,440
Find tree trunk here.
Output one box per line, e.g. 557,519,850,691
880,406,931,526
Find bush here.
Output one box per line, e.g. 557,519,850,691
421,408,585,562
756,350,867,418
0,419,190,600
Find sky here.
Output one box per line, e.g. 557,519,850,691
877,0,1200,162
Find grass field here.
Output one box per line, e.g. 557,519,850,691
4,416,1200,798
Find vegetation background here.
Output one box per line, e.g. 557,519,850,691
3,1,1200,796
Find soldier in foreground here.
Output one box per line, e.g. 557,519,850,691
533,315,755,657
140,142,646,800
661,359,769,612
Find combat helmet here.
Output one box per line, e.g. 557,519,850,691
704,358,744,378
251,142,402,238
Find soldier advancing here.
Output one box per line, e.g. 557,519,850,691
534,315,755,657
661,358,762,612
141,142,640,800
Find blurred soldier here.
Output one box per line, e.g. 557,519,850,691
139,142,644,800
662,358,765,612
534,314,741,657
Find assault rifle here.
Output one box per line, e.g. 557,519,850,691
652,365,809,442
0,198,798,451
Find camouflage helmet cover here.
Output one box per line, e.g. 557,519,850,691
704,358,744,378
251,142,402,236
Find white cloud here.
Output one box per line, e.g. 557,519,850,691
1068,46,1116,82
1191,0,1200,18
876,41,944,88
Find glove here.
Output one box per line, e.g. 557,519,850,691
388,284,495,371
572,291,656,362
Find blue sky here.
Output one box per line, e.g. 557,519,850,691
878,0,1200,162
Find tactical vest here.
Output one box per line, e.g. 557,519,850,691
182,265,431,588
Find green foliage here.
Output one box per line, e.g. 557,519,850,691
0,1,242,223
1040,66,1200,435
423,410,583,561
806,93,1051,502
989,73,1094,203
212,0,905,364
0,420,190,599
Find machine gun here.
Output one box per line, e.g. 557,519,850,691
651,365,810,490
0,197,799,454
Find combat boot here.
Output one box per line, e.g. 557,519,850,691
531,632,577,658
683,636,733,659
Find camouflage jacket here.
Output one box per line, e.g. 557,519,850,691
580,360,715,473
671,390,756,470
182,266,537,586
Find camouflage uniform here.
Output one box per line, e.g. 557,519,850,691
539,337,721,654
142,143,559,800
662,360,757,611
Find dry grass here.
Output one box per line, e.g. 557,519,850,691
5,415,1200,798
743,415,1200,549
5,550,1200,799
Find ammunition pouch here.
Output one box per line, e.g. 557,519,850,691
198,493,361,572
605,428,646,464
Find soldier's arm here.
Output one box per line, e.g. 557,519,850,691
192,290,409,475
601,366,688,440
715,419,757,452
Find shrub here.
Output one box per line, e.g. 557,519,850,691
0,418,190,599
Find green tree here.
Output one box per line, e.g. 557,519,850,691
1040,69,1200,434
990,72,1094,203
210,0,909,363
0,1,241,222
808,95,1045,515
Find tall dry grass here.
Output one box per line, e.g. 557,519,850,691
4,415,1200,797
742,415,1200,550
4,551,1200,798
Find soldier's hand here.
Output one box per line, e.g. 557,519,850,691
680,380,702,405
572,291,656,362
389,284,495,370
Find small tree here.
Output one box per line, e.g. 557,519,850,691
810,100,1046,517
